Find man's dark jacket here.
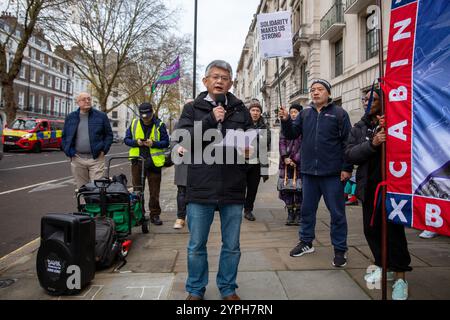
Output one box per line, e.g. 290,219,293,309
281,101,353,176
344,115,380,203
62,108,113,159
177,91,253,204
249,117,271,175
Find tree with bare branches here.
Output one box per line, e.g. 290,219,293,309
118,35,193,120
0,0,70,124
47,0,174,114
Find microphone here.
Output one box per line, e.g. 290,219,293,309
215,94,226,131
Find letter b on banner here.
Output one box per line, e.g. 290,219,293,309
425,204,443,228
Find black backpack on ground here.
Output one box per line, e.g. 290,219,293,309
94,217,120,269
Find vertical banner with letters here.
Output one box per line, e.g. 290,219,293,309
384,0,450,236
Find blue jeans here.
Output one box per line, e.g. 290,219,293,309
186,203,243,298
300,174,348,252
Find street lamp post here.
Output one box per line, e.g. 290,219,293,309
193,0,198,99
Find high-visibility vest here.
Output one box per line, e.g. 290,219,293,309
128,119,165,167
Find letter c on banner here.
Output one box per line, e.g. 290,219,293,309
389,162,407,178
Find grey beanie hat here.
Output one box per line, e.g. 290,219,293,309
311,79,332,94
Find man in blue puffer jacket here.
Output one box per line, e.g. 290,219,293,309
279,79,353,268
62,92,113,189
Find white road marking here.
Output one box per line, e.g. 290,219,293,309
0,162,129,196
0,152,128,171
0,238,40,264
0,160,69,171
0,176,72,196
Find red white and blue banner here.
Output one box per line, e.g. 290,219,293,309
384,0,450,236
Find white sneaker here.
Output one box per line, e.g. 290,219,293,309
173,219,185,229
392,279,408,300
419,230,438,239
364,266,395,283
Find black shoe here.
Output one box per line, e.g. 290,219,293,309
285,209,295,226
244,211,256,221
289,241,314,257
332,250,347,267
293,210,301,226
150,216,163,225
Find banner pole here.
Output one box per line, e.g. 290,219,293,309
376,0,388,301
276,57,283,108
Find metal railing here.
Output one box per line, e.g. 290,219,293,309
289,88,309,100
320,1,345,36
346,0,357,9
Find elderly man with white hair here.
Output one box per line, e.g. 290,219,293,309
62,92,113,189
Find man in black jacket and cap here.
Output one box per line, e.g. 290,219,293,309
243,98,271,221
177,60,253,300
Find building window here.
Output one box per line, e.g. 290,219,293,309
20,66,26,79
55,98,60,114
61,100,66,115
39,73,45,85
112,111,118,119
39,96,44,112
47,75,53,88
30,68,36,82
29,93,35,109
61,79,67,92
334,38,343,77
47,97,52,113
30,48,36,60
366,13,379,60
19,92,25,109
113,122,118,128
301,63,308,92
55,77,61,90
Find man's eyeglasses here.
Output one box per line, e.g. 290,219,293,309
361,96,379,103
207,74,231,82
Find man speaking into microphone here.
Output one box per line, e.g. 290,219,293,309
177,60,253,300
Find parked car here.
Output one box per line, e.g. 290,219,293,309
2,118,64,153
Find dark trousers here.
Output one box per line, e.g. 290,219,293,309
300,174,348,252
362,200,412,272
132,162,162,217
177,186,187,220
244,164,261,212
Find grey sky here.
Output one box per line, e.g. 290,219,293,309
167,0,260,84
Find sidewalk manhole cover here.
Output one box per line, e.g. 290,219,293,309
0,279,16,289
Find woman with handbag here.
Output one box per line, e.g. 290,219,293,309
278,104,303,225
